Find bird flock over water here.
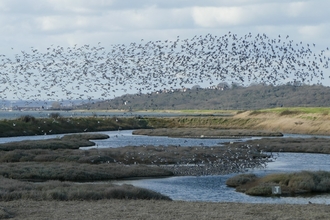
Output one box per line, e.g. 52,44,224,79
163,144,276,176
100,144,277,176
0,32,329,102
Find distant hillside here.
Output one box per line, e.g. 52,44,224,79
80,84,330,110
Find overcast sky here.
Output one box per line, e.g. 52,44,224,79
1,0,329,54
1,0,330,101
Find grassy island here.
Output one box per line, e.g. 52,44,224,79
226,171,330,196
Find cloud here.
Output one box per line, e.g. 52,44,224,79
192,6,244,28
191,1,329,29
1,0,329,57
298,24,328,42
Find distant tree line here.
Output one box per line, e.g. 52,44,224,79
80,84,330,110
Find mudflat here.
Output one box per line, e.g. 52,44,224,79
1,199,329,220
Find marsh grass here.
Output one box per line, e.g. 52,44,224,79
249,109,303,117
248,110,263,116
0,133,109,151
0,137,268,166
0,177,171,201
227,171,330,196
0,205,13,219
0,116,150,137
0,142,271,179
278,110,302,116
133,128,282,137
0,144,265,179
248,107,330,115
0,162,173,182
225,174,257,187
226,137,330,154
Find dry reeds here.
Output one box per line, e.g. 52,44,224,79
0,133,109,151
0,162,173,182
0,177,171,201
0,116,150,137
133,128,283,138
225,174,257,187
226,171,330,196
226,137,330,154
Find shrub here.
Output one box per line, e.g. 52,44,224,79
248,111,262,116
226,174,257,187
19,115,36,123
245,183,273,196
0,206,13,218
49,112,61,119
1,150,26,162
228,171,330,196
321,111,329,116
279,110,301,116
0,177,171,201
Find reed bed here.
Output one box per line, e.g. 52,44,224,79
0,176,171,202
0,162,173,182
225,137,330,154
0,133,109,151
226,171,330,196
0,115,150,137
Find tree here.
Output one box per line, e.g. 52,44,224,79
231,82,242,89
191,85,201,90
217,82,230,90
51,101,61,110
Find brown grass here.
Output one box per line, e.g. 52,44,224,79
227,171,330,196
0,133,109,151
0,162,173,182
234,110,330,135
0,176,171,202
0,144,251,164
1,199,330,220
0,145,273,180
225,137,330,154
225,174,257,187
133,128,283,137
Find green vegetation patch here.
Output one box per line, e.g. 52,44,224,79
226,171,330,196
0,115,150,137
253,107,330,115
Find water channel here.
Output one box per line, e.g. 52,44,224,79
1,129,330,204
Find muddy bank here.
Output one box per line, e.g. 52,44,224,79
133,128,283,138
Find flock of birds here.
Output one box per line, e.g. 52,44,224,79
1,32,327,175
163,145,276,176
105,144,276,176
1,32,329,103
